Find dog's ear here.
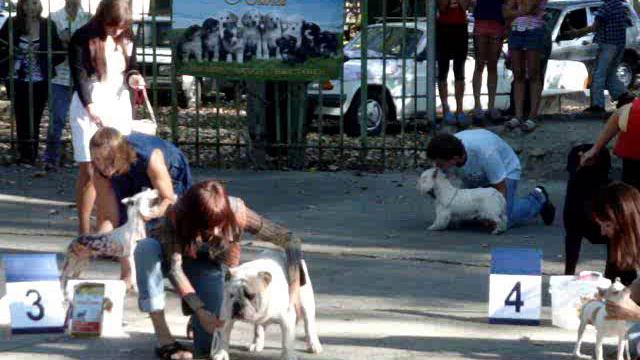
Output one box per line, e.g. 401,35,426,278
258,271,272,287
121,197,133,206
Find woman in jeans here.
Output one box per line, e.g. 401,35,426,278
503,0,547,132
134,180,303,359
471,0,505,125
437,0,471,127
0,0,64,164
69,0,145,235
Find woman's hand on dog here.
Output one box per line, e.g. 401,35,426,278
195,308,225,334
606,297,640,321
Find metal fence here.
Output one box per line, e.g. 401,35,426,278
0,0,440,171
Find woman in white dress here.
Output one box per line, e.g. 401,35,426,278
68,0,145,235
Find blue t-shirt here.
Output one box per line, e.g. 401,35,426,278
454,129,521,188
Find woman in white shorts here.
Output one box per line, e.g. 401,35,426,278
68,0,145,235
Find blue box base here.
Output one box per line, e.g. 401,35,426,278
12,326,66,334
488,318,540,326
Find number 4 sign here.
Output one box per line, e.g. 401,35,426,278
3,254,66,334
488,248,542,325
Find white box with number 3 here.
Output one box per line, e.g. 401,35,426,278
7,281,66,333
488,274,541,324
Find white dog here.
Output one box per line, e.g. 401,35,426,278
60,188,162,293
211,251,322,360
241,9,264,60
417,168,507,234
574,278,632,360
262,12,283,59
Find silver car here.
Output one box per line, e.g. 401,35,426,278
546,0,640,88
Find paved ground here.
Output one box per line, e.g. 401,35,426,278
0,164,622,360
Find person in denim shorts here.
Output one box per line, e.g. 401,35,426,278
504,0,547,132
472,0,506,126
437,0,471,127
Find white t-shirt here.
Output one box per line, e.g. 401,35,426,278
50,7,90,86
454,129,521,188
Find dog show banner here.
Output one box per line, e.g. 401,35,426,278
173,0,344,80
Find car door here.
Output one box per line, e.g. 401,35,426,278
551,7,596,63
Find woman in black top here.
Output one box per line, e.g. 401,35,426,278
0,0,64,164
67,0,146,235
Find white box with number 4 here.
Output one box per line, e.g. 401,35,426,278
488,274,541,325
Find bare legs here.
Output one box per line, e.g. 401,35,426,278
76,162,96,235
472,35,502,116
511,49,542,121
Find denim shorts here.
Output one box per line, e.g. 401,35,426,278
508,27,545,51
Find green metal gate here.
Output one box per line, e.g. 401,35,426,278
0,0,438,171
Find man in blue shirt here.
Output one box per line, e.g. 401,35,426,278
427,129,555,228
572,0,633,113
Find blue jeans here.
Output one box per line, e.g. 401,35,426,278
591,43,626,108
44,84,72,165
505,179,545,228
135,238,224,356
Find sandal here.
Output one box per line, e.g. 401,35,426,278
504,118,521,131
155,341,193,360
520,119,537,132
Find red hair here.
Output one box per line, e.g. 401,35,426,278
174,181,240,255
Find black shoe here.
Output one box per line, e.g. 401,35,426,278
583,105,606,115
536,185,556,226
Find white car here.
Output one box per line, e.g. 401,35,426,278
308,22,588,136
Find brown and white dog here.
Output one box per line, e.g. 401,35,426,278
574,278,632,360
60,188,162,294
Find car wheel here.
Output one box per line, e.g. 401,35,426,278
345,89,388,137
616,60,636,89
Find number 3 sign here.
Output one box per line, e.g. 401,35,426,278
3,254,66,334
488,248,542,326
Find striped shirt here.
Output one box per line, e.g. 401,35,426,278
511,0,547,31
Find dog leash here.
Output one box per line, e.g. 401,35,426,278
442,188,460,209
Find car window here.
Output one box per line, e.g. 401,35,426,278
133,21,172,48
557,8,588,41
344,27,423,58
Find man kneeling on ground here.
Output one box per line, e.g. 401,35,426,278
426,129,556,228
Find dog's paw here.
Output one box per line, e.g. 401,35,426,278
307,339,323,354
212,350,230,360
248,342,264,353
428,224,445,231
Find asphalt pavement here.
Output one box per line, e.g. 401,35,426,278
0,166,621,359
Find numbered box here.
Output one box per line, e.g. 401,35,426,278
3,254,66,334
488,248,542,326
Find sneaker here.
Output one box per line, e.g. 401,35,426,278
520,119,537,132
456,112,469,128
536,185,556,226
504,118,521,131
583,105,606,115
472,108,485,126
443,111,457,126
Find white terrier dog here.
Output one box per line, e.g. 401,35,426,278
60,188,162,293
417,168,507,234
574,278,632,360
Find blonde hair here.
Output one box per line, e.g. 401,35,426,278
89,127,136,176
592,182,640,270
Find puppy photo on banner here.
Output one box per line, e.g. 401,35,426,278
173,0,343,81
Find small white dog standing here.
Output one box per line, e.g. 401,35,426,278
417,168,508,234
211,251,322,360
574,278,632,360
60,188,162,293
